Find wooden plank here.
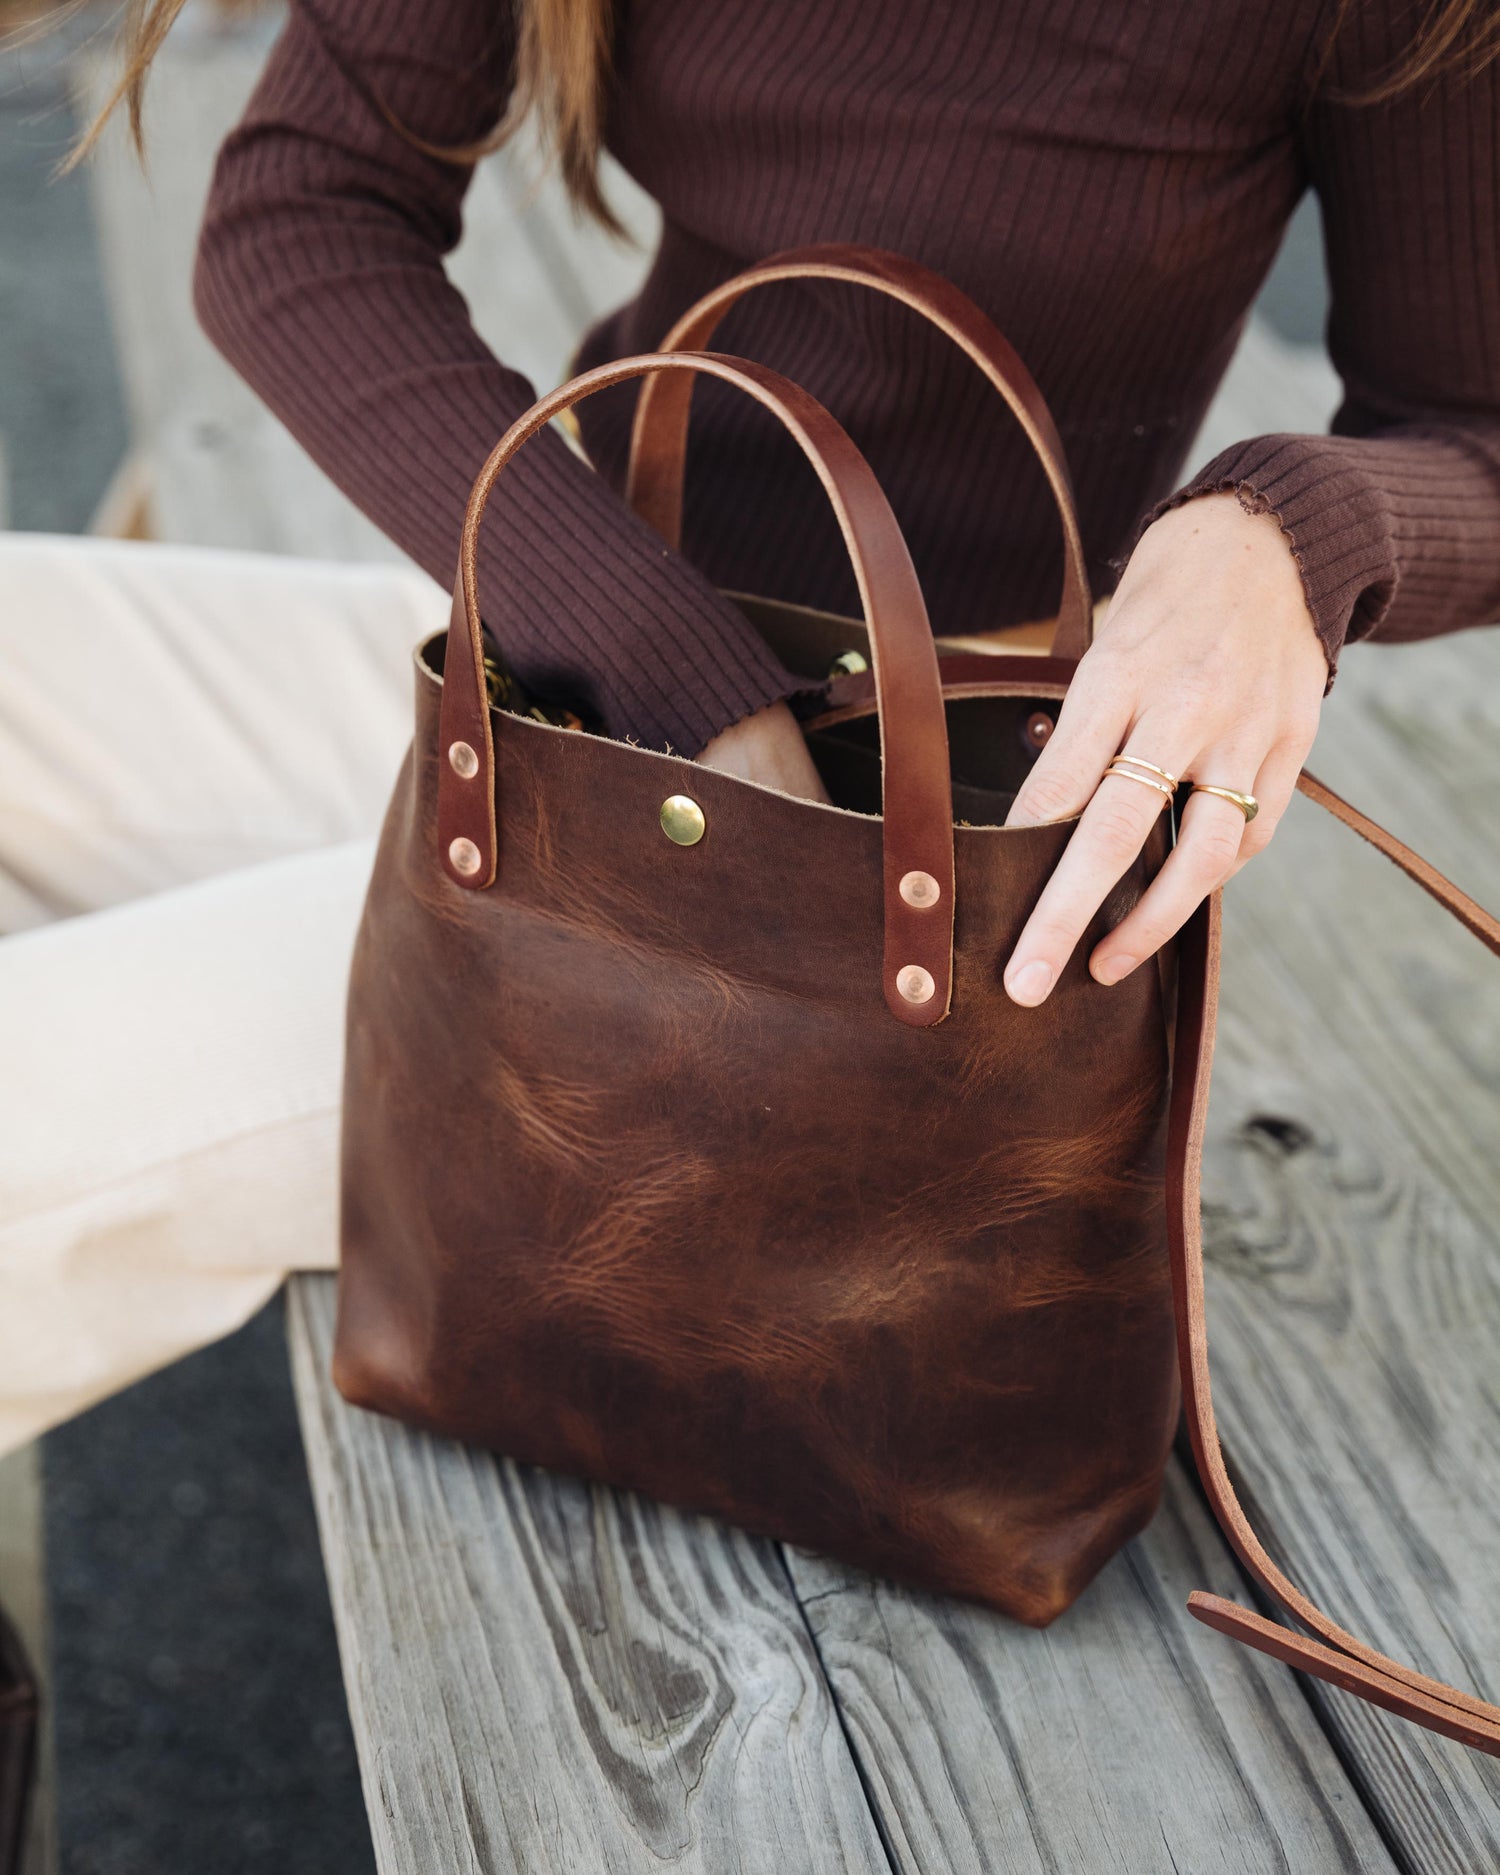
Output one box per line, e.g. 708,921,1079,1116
787,1459,1395,1872
290,1271,1397,1873
0,1445,56,1875
286,1276,891,1875
1192,624,1500,1866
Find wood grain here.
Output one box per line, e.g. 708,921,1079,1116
1196,625,1500,1869
786,1460,1394,1874
287,1276,891,1875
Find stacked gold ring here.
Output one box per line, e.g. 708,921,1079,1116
1101,756,1260,823
1103,754,1179,800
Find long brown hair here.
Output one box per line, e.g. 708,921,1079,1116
74,0,1500,212
68,0,618,227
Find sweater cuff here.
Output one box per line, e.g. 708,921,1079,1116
476,423,810,758
1135,433,1402,679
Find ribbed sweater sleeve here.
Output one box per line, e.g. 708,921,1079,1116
192,0,801,756
1146,24,1500,670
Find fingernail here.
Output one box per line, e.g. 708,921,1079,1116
1093,953,1137,986
1006,959,1054,1006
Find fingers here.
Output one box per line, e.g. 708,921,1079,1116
997,500,1327,1006
1088,743,1301,985
1004,660,1131,828
1225,740,1303,877
1001,615,1314,1005
1087,785,1251,987
1002,719,1192,1005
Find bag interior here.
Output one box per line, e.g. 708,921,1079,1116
728,593,1057,826
433,592,1060,829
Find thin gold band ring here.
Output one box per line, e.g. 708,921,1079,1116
1102,761,1176,801
1109,753,1180,790
1190,782,1260,823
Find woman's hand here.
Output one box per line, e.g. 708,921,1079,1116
696,699,831,802
1002,493,1329,1006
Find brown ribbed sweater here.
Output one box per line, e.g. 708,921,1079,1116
195,0,1500,755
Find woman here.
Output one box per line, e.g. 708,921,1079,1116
1,0,1496,1446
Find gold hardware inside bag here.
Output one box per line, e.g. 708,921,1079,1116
482,650,586,732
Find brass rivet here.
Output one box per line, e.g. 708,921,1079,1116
448,836,482,877
660,794,706,846
448,740,479,779
829,649,869,677
899,870,941,909
896,964,936,1005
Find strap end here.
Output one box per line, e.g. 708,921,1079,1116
1187,1592,1500,1758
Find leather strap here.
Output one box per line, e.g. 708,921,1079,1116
807,653,1073,730
438,350,957,1027
1171,772,1500,1756
808,656,1500,1751
625,245,1094,661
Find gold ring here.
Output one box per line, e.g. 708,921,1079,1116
1109,754,1180,790
1190,782,1259,823
1103,760,1176,801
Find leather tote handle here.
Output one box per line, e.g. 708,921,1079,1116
625,244,1094,661
436,350,957,1027
1171,774,1500,1754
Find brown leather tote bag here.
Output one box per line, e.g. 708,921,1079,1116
336,249,1500,1756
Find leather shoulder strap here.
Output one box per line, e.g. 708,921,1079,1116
1171,770,1500,1755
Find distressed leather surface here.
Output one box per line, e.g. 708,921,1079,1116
336,247,1500,1750
337,631,1177,1624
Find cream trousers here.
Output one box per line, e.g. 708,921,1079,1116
0,534,450,1456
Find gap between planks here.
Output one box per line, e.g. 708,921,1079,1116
287,1274,1392,1875
1197,626,1500,1872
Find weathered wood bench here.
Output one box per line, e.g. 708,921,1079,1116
82,16,1500,1867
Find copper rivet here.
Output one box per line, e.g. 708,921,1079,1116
896,964,936,1005
448,740,479,779
899,869,941,909
660,795,707,846
448,836,482,877
1024,710,1054,752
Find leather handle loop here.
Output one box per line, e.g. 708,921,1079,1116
625,244,1093,661
1170,771,1500,1755
437,350,956,1027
